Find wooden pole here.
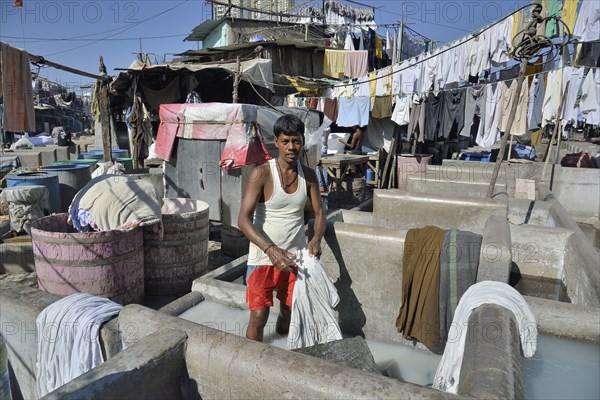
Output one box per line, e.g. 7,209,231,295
486,60,528,198
232,56,241,104
98,56,112,163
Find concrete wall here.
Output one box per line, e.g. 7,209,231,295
0,282,60,400
0,237,35,274
406,176,507,198
458,304,523,399
509,224,572,281
438,159,599,223
439,160,542,196
539,186,600,307
43,329,192,400
508,198,555,226
551,167,600,224
7,145,79,168
120,304,460,400
525,296,600,344
318,221,408,344
372,190,507,235
0,282,121,399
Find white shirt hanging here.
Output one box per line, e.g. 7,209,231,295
573,1,600,42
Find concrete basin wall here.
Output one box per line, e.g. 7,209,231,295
439,160,542,196
550,167,600,224
438,159,599,223
319,221,407,343
538,186,600,307
120,304,460,400
509,224,572,281
8,145,79,168
508,198,555,226
406,175,507,198
0,282,60,400
372,190,507,235
43,329,191,400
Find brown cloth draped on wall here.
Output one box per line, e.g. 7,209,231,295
396,226,445,350
0,42,36,133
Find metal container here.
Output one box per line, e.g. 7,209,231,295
6,171,60,213
39,164,92,212
143,198,209,295
31,213,144,305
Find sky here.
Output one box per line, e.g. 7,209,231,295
0,0,532,93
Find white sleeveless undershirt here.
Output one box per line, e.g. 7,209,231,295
247,158,308,265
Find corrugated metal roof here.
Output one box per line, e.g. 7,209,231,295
184,18,226,42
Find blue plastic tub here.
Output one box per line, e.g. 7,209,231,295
5,171,61,212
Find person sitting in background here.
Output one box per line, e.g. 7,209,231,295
339,125,364,155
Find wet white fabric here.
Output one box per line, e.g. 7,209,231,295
466,30,491,77
355,75,371,97
561,66,584,125
288,249,343,350
391,95,411,126
398,60,416,95
36,293,123,397
581,70,600,126
392,64,402,95
432,281,537,394
344,33,355,50
490,15,514,65
476,83,502,147
446,42,466,85
423,51,439,93
541,68,563,128
376,67,392,96
573,0,600,42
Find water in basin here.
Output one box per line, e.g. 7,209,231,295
178,300,599,398
178,299,441,386
522,334,600,400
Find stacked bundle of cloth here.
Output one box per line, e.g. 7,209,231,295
68,174,161,232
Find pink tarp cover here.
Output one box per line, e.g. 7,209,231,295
155,103,271,169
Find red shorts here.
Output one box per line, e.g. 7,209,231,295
246,264,297,311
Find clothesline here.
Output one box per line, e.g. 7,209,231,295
288,62,595,105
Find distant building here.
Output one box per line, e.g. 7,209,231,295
213,0,296,21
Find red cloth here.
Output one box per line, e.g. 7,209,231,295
154,102,270,169
0,42,35,132
246,265,297,311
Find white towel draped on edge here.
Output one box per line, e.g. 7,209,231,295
36,293,123,397
287,249,343,350
433,281,538,394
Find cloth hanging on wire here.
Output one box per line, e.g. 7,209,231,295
0,41,36,133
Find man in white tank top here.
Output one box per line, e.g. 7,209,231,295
238,114,327,342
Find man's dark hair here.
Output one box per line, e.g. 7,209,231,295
273,114,305,141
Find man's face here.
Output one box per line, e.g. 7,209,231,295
275,133,303,163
